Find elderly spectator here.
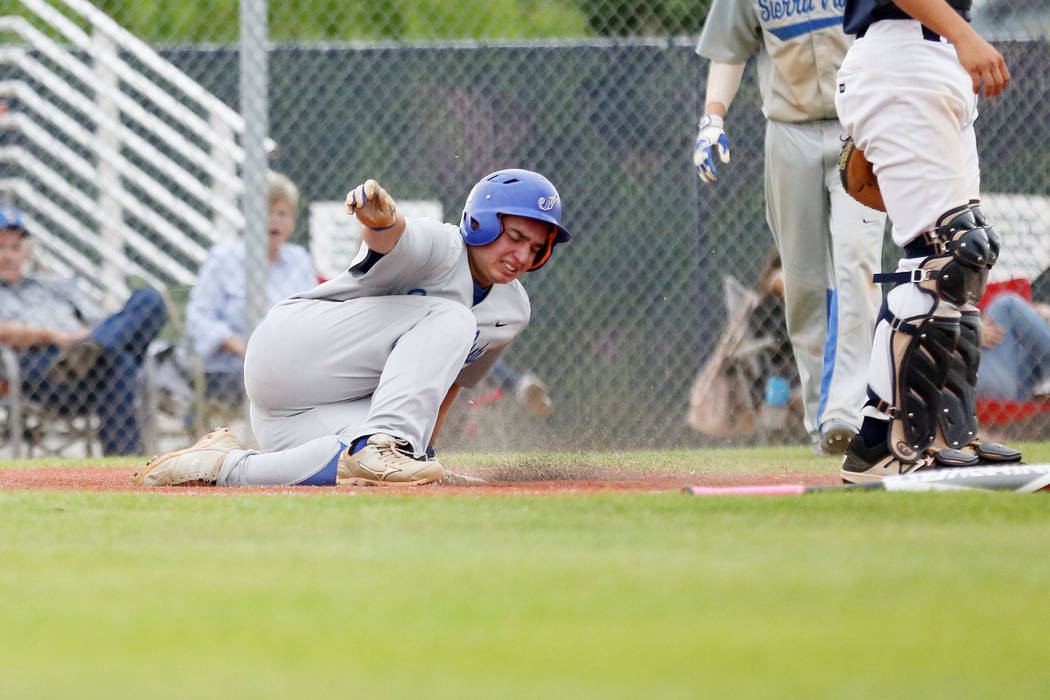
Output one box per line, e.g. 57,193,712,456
0,207,166,455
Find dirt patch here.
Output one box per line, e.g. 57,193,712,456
0,466,839,495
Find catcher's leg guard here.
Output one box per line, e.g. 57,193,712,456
933,307,1023,463
872,203,998,463
936,308,980,450
883,310,960,462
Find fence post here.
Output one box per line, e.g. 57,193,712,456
240,0,269,332
91,27,127,311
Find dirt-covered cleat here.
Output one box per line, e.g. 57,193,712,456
820,422,856,456
337,433,444,486
132,427,241,486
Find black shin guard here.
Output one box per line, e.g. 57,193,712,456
886,314,959,462
937,310,980,449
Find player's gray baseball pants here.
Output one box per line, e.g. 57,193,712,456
216,295,476,486
764,119,885,439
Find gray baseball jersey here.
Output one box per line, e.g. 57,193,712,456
216,216,532,486
696,0,852,123
296,215,530,388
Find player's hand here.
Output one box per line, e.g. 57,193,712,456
345,179,398,230
955,33,1010,98
49,327,89,347
693,114,731,184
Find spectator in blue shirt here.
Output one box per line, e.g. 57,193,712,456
186,172,318,405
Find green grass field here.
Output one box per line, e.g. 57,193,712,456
3,443,1050,698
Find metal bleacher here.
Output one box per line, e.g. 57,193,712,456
0,0,256,456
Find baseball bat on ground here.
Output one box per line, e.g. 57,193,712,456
683,464,1050,496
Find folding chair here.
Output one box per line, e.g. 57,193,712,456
0,345,100,458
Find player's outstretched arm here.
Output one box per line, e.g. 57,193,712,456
345,179,406,254
693,61,744,183
891,0,1010,97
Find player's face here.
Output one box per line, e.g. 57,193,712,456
267,197,297,262
468,215,552,286
0,229,30,285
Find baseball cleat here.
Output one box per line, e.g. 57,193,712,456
337,433,444,486
132,427,242,487
841,436,977,484
820,422,857,456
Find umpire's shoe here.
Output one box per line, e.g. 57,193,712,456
840,436,977,484
132,427,241,486
337,434,444,486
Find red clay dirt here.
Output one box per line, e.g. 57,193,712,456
0,465,840,495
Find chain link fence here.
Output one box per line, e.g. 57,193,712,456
1,0,1048,456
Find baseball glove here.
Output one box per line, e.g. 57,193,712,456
838,136,885,212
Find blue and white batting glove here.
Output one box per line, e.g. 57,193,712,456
693,114,730,184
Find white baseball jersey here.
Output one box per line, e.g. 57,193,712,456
696,0,852,123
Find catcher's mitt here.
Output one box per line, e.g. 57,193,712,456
838,136,885,212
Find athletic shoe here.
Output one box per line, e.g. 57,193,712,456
515,372,552,419
47,338,104,383
337,433,444,486
132,427,241,486
820,422,857,456
841,436,977,484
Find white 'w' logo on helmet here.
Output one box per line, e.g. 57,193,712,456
537,195,559,211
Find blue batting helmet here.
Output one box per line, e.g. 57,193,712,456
459,169,571,270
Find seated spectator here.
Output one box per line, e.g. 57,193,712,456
186,171,317,405
977,292,1050,401
0,207,166,455
687,247,802,438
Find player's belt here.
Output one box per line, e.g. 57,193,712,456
855,23,943,42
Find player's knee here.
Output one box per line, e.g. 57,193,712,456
900,203,996,307
426,298,477,344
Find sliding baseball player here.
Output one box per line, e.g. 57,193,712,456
134,169,570,487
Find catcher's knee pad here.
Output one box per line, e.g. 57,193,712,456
935,309,980,450
878,306,960,462
885,204,997,307
969,201,1002,264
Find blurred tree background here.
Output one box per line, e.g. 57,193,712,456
14,0,716,43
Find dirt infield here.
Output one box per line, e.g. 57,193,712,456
0,465,840,495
